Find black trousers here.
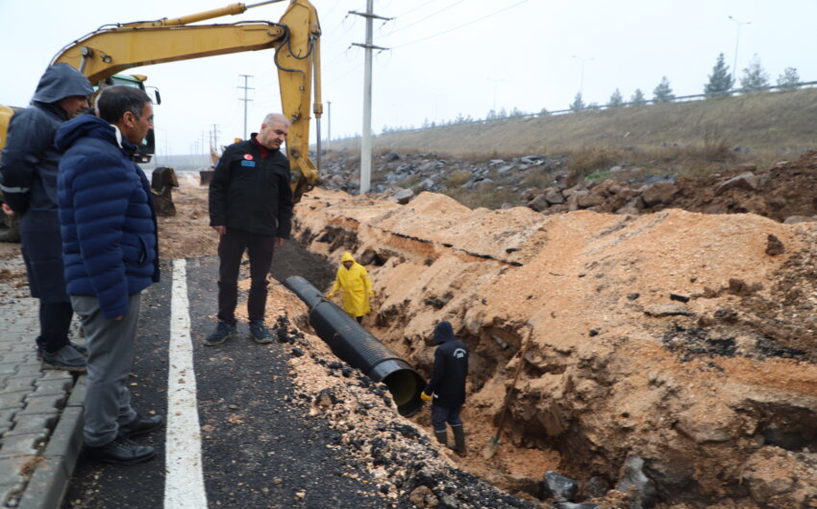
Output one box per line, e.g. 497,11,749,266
217,229,276,324
37,300,74,353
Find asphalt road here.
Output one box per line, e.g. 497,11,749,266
61,256,385,509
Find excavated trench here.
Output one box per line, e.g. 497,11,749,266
272,188,817,508
268,227,565,501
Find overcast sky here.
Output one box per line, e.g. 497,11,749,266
2,0,816,157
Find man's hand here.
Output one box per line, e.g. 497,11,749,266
212,225,227,236
1,203,13,216
275,237,286,248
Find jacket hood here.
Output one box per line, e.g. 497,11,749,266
433,321,455,345
31,63,94,104
55,114,116,153
32,63,93,105
341,252,355,263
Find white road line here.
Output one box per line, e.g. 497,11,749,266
165,259,208,508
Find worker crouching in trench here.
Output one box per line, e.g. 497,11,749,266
326,251,374,323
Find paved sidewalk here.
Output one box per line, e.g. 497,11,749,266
0,292,84,509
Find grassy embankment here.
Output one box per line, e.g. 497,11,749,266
327,87,817,180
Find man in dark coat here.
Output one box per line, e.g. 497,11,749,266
56,85,161,465
421,320,469,456
205,113,294,345
0,63,93,371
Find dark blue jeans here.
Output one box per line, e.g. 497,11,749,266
431,404,463,433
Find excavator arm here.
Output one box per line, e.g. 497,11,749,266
51,0,322,200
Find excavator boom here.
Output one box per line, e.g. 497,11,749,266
12,0,322,200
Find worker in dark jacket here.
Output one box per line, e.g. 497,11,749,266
0,63,93,371
421,320,469,456
206,112,294,345
56,86,161,465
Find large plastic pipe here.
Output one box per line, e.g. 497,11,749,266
284,275,425,417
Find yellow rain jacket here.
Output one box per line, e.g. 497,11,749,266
327,252,374,318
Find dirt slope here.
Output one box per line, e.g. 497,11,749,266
292,158,817,507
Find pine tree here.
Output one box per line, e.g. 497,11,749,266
569,92,585,112
739,54,770,91
704,53,734,97
608,88,624,108
777,67,800,90
653,76,675,103
630,89,647,106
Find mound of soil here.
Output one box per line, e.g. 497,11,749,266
290,151,817,507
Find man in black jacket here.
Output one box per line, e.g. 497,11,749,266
421,320,469,456
0,63,93,371
206,113,294,345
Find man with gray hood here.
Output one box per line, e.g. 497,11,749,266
0,63,93,371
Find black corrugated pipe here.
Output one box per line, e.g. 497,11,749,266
284,275,426,417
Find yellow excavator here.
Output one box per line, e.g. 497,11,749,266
1,0,323,202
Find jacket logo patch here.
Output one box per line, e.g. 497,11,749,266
243,154,254,160
241,160,256,167
453,348,467,359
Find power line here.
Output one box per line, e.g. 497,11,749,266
381,0,465,37
388,0,529,49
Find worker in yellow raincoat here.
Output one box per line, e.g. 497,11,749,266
326,252,374,322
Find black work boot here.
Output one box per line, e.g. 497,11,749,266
41,344,87,372
249,320,274,344
119,414,164,439
204,320,236,346
84,436,156,465
451,425,467,457
434,430,448,446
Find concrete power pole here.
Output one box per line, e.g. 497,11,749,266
238,74,254,140
327,100,332,142
351,2,390,194
212,124,220,152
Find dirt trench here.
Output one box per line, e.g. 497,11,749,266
287,186,817,508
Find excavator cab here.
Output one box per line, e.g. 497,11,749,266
96,74,159,163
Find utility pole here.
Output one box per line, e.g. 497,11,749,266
211,124,220,153
350,2,391,194
728,16,751,89
327,100,332,142
238,74,254,140
571,55,594,96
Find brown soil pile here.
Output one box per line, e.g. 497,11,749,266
291,153,817,507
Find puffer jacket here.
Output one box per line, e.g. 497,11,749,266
55,114,159,319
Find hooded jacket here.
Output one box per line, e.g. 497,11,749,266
0,63,92,301
425,321,469,408
0,63,93,221
328,252,374,317
55,114,159,319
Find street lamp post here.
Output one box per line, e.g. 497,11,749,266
571,55,594,96
485,77,504,112
728,15,751,87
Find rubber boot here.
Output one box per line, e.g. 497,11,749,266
434,430,448,446
451,424,467,457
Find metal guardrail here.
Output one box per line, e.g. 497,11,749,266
327,80,817,142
